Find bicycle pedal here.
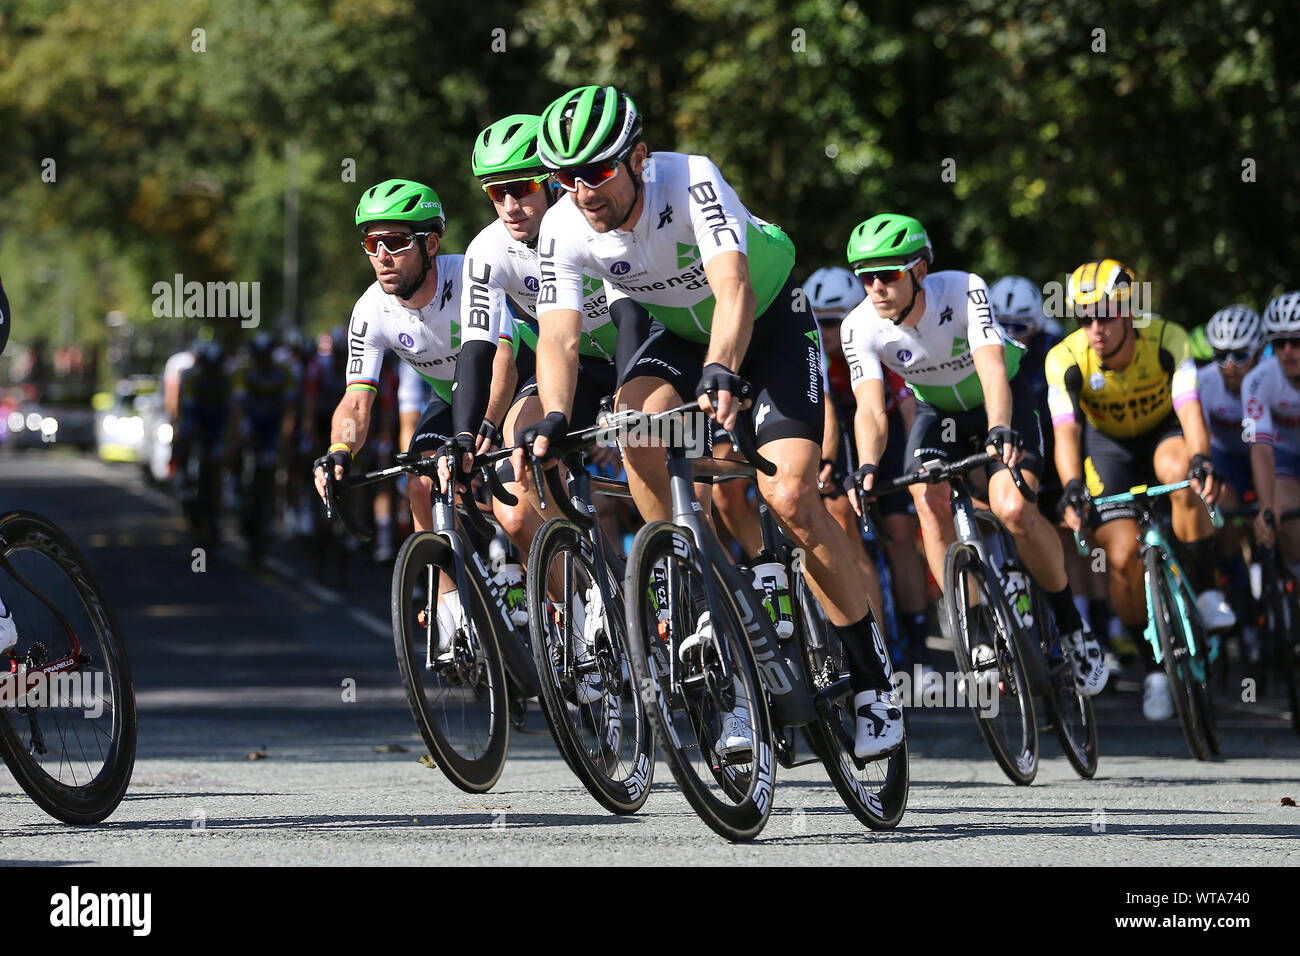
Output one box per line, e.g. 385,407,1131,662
714,748,753,769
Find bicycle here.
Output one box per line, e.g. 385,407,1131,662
621,402,908,841
1073,480,1222,760
324,443,548,793
518,428,655,815
0,510,137,823
1256,509,1300,734
873,452,1098,785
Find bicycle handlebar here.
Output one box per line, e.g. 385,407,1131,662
1069,478,1225,555
862,451,1039,504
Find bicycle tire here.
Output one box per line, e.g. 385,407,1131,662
1146,548,1208,760
1267,572,1300,734
0,511,137,824
527,518,653,815
391,531,509,792
1030,585,1099,778
1183,586,1221,757
795,571,908,829
624,521,775,842
943,541,1038,785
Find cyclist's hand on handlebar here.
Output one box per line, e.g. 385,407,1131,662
985,424,1024,470
312,447,351,503
513,412,568,491
1188,453,1218,503
848,463,877,517
696,363,748,433
817,458,835,497
475,419,500,456
1059,476,1089,533
447,432,477,487
1255,509,1276,550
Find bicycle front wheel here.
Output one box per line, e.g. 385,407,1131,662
625,521,775,842
528,518,653,815
944,542,1038,785
795,572,908,829
1031,586,1099,778
0,511,137,824
1147,549,1209,760
392,531,509,792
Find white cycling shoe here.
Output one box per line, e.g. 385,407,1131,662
0,605,16,657
678,611,712,661
1143,672,1175,721
1196,590,1236,633
1061,628,1108,697
853,689,904,759
569,586,608,706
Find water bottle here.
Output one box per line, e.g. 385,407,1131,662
650,562,670,624
490,563,528,627
1002,563,1034,629
750,555,794,639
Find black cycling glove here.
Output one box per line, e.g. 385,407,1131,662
695,363,748,403
1188,453,1214,484
984,425,1022,457
1059,477,1089,521
313,448,351,479
477,418,501,450
520,412,569,462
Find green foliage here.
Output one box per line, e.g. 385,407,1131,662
1,0,1296,370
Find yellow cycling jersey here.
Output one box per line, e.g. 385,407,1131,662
1045,317,1201,440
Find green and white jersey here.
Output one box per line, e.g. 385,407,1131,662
537,151,796,344
840,270,1023,412
462,218,616,361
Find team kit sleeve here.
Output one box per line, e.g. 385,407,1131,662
1163,321,1201,411
536,212,591,316
964,273,1004,349
684,154,749,264
840,311,884,393
1242,364,1274,445
460,242,509,347
345,301,386,395
1044,339,1082,428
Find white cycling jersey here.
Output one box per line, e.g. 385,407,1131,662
345,255,500,403
840,270,1024,411
462,218,616,361
1242,356,1300,449
1197,363,1248,454
537,151,795,344
397,361,429,416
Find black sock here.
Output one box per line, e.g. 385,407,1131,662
905,612,930,666
1089,599,1112,647
1181,536,1218,593
1045,585,1084,633
836,612,892,695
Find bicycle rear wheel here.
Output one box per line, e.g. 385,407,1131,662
624,521,775,842
1147,549,1209,760
528,518,653,814
1265,570,1300,734
795,572,908,829
392,531,509,792
0,511,137,824
944,542,1038,785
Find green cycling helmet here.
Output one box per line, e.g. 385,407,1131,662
355,179,446,234
472,114,548,180
537,85,643,168
846,214,933,272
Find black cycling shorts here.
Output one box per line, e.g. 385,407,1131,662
617,276,824,448
513,357,617,439
1083,414,1184,525
408,394,455,455
901,372,1045,480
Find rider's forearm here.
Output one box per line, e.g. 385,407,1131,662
702,255,755,371
329,391,372,454
484,339,517,430
852,393,888,468
451,339,496,437
537,309,582,419
1054,423,1084,485
973,344,1011,429
1175,399,1212,458
1251,442,1277,513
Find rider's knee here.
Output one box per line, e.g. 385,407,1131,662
912,484,948,524
992,489,1034,537
764,474,816,529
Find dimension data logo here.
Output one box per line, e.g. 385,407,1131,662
676,243,699,269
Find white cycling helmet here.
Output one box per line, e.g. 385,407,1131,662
1263,291,1300,338
988,275,1044,333
804,267,866,321
1205,304,1263,352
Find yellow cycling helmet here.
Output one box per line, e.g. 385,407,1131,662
1066,259,1135,309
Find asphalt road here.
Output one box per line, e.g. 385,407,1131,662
1,450,1297,865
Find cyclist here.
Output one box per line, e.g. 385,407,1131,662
1245,291,1300,581
176,340,233,544
806,267,932,677
1200,305,1265,650
842,217,1105,698
230,332,295,562
1047,259,1230,721
312,178,514,523
464,113,636,645
525,85,902,759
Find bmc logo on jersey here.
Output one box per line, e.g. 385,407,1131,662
610,261,631,276
524,276,540,292
398,333,415,349
896,349,913,363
